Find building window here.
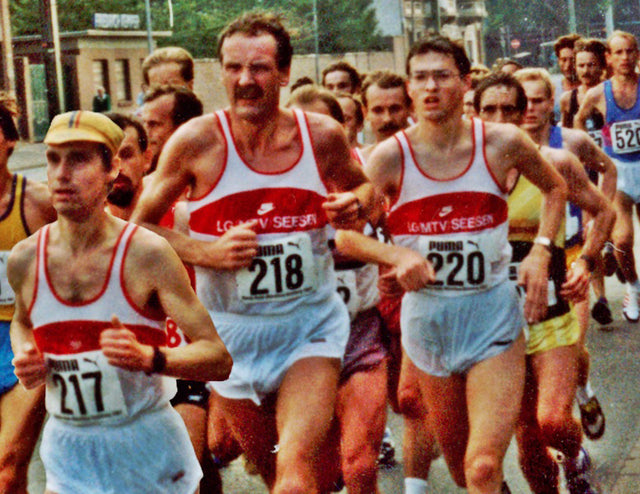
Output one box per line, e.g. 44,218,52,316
114,59,131,101
92,59,108,92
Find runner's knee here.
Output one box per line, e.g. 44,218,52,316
464,452,501,489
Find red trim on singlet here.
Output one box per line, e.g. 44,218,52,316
387,190,508,235
189,187,328,236
351,148,363,167
188,114,229,203
302,111,332,194
479,119,508,194
223,109,303,176
44,225,129,307
404,124,476,182
33,320,166,355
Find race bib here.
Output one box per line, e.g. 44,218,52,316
418,235,491,291
45,350,127,422
236,233,318,303
0,251,15,305
509,261,557,307
336,270,360,319
611,120,640,154
588,130,603,148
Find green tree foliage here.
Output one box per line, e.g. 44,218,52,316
10,0,385,58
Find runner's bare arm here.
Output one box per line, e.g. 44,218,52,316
99,229,232,382
563,128,617,201
559,90,572,127
550,149,615,301
132,118,257,269
574,84,606,131
311,114,378,229
334,229,434,291
7,239,47,389
363,137,404,206
490,124,568,323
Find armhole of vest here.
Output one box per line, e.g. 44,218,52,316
119,224,162,321
299,109,331,195
479,119,508,194
27,226,47,317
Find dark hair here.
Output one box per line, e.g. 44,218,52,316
217,12,293,71
406,35,471,77
141,46,194,86
361,70,411,109
574,38,607,69
491,57,522,72
554,33,581,57
286,85,344,123
0,104,19,143
143,85,203,127
336,92,364,127
290,76,315,92
105,113,148,152
321,61,361,93
473,71,527,115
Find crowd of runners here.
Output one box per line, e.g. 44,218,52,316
2,9,640,494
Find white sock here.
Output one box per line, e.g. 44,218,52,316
576,381,594,405
405,477,428,494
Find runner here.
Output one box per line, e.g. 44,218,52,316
366,35,567,494
476,71,614,493
575,31,640,323
9,110,232,494
553,34,581,122
559,38,613,326
335,92,365,149
322,61,362,95
141,85,203,173
0,100,55,493
132,12,376,493
142,46,195,91
359,68,441,494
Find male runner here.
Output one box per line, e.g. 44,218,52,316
358,70,413,163
322,61,361,95
358,68,440,494
105,114,152,220
553,34,581,122
0,101,55,493
575,31,640,323
142,46,195,91
475,71,614,494
133,12,375,493
142,85,203,173
9,110,232,494
335,92,364,149
366,36,567,493
560,38,613,325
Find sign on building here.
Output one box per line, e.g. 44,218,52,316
93,14,140,30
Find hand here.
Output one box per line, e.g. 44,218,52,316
393,246,435,291
12,342,47,389
323,192,365,230
377,266,405,297
100,316,154,373
211,220,259,270
518,249,551,324
560,258,590,303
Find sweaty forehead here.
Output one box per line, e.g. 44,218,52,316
481,85,517,106
147,63,187,87
366,85,406,108
221,33,278,63
409,51,457,73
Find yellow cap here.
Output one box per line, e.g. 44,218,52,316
44,111,124,156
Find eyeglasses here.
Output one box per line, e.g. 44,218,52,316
479,104,519,116
409,70,461,86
